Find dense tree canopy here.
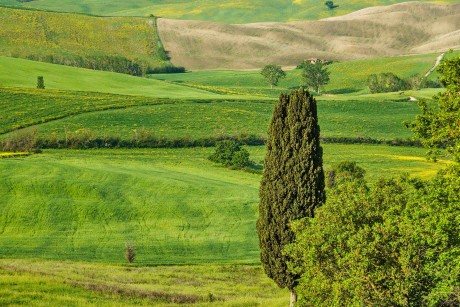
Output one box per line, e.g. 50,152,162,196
408,55,460,161
287,167,460,306
257,88,325,298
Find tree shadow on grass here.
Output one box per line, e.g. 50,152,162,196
327,88,360,94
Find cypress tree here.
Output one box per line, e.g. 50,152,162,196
256,88,325,303
37,76,45,89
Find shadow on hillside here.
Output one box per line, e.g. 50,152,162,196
327,88,360,94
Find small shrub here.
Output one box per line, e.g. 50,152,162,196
325,1,338,9
125,242,135,264
326,161,366,188
1,127,40,152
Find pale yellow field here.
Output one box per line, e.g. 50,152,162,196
158,2,460,70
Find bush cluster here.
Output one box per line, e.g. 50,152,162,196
367,72,441,93
208,140,251,169
0,127,41,153
0,128,265,151
147,66,186,74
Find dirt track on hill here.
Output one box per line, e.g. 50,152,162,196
157,2,460,70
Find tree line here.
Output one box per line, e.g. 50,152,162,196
21,53,185,76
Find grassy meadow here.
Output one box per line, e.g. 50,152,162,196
0,146,449,264
25,97,421,141
0,2,457,304
0,0,457,23
0,259,288,306
150,53,440,97
0,57,228,99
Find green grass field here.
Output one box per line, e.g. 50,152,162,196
0,146,449,265
0,86,232,134
0,259,288,306
26,98,422,141
0,57,229,99
150,53,441,97
0,6,456,302
0,0,457,23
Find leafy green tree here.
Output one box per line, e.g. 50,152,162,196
302,61,330,94
257,88,325,305
261,64,286,88
209,140,251,168
407,55,460,161
326,160,366,188
287,168,460,306
37,76,45,89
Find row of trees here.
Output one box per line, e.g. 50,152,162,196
22,54,185,76
260,61,330,94
257,55,460,305
368,72,440,93
262,60,444,95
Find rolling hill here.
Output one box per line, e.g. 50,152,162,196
0,7,166,74
0,0,457,23
0,56,224,99
158,2,460,70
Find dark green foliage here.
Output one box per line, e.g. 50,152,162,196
148,66,186,74
260,64,286,88
287,167,460,306
407,55,460,161
25,54,147,76
326,160,366,188
37,76,45,89
208,140,251,168
257,88,325,291
301,62,330,94
324,1,338,9
367,72,409,93
369,73,441,93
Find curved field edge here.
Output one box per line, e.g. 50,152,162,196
21,98,422,142
157,3,460,70
0,56,228,99
0,147,450,264
0,0,458,23
0,86,261,135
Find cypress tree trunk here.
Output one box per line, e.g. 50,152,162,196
290,291,297,307
257,88,325,294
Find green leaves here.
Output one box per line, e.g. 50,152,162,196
260,64,286,88
301,61,330,94
408,54,460,161
288,168,460,306
208,140,251,168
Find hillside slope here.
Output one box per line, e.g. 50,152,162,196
0,7,166,74
0,0,458,23
158,2,460,70
0,57,222,99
